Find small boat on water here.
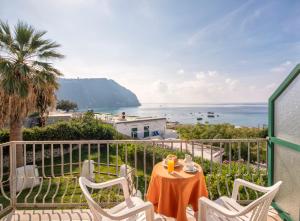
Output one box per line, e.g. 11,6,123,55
207,114,215,118
207,111,214,114
197,117,203,121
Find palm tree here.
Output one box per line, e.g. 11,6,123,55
35,82,58,127
0,20,64,167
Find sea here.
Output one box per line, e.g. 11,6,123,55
84,103,268,128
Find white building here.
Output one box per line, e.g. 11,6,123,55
97,113,166,139
115,117,166,139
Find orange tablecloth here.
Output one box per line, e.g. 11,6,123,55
147,160,208,221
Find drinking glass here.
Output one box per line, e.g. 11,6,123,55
168,160,175,173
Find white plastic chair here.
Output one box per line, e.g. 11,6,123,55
79,177,171,221
119,164,142,198
199,179,282,221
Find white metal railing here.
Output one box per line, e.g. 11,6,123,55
0,139,268,217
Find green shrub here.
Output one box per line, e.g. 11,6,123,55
119,144,267,200
176,123,268,163
0,129,9,143
0,113,124,142
176,123,267,140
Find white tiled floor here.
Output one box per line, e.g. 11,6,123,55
1,208,281,221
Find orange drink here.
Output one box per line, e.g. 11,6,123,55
167,159,174,173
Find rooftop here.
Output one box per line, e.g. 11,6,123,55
96,113,166,124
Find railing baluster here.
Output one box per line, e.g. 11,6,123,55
79,144,82,173
88,143,91,177
210,142,213,174
201,142,204,164
229,142,232,174
180,141,182,152
116,143,119,176
97,143,100,177
71,177,78,203
185,141,188,153
257,141,260,171
42,144,45,178
135,144,138,195
219,142,222,174
247,142,251,173
107,143,109,170
152,142,155,167
61,178,69,203
52,177,60,204
51,144,55,178
238,142,241,175
33,144,36,166
125,143,128,177
61,144,64,176
70,144,72,176
144,144,147,200
43,178,52,204
192,141,194,157
33,177,43,203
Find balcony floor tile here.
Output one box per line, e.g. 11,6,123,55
1,207,282,221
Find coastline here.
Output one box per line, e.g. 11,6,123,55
79,103,268,128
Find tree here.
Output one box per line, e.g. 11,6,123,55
56,99,78,112
35,84,58,127
0,20,64,166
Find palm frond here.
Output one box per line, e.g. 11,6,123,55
14,20,34,50
38,41,61,52
0,20,64,125
0,20,17,54
38,50,65,59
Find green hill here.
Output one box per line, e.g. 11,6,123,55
56,78,141,109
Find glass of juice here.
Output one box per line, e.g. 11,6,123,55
168,159,175,173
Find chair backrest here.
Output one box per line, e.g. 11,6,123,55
79,177,111,221
238,181,282,221
119,164,136,195
80,160,95,180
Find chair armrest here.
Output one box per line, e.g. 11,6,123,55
199,197,236,221
232,179,269,200
113,201,154,220
79,177,130,199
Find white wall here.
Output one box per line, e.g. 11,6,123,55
115,119,166,139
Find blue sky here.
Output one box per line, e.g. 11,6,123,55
1,0,299,103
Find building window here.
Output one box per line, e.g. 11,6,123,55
131,128,138,138
144,126,150,138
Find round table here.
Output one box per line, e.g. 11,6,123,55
147,160,208,221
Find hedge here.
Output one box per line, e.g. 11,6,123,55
0,113,124,143
119,144,267,200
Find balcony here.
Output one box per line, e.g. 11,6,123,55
0,139,283,221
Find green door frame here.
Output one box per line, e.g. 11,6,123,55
268,64,300,221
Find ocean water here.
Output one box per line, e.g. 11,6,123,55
88,103,268,127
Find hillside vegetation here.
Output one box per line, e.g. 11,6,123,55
0,113,124,143
56,78,141,109
176,123,268,140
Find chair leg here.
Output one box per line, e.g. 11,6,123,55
145,206,155,221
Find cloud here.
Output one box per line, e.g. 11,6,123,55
154,81,169,94
138,69,277,103
186,1,252,46
148,70,245,103
265,83,276,90
240,8,262,30
195,72,205,80
270,61,293,73
208,71,217,77
177,69,185,75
